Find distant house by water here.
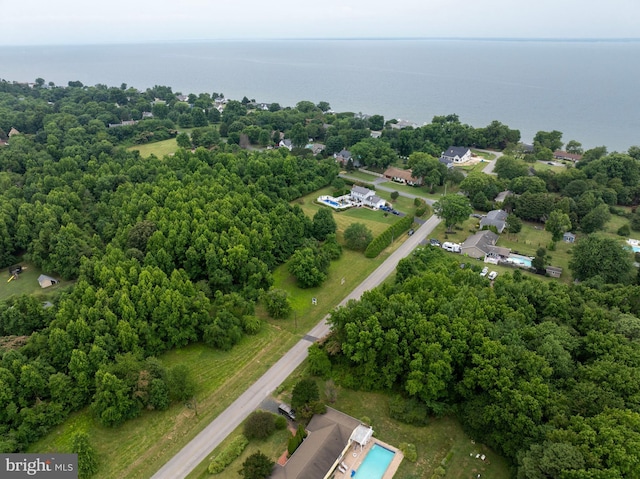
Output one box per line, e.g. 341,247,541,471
553,150,583,162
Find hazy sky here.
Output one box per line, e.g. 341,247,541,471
1,0,638,46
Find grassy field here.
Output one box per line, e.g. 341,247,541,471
471,149,497,161
0,262,72,302
531,162,568,174
127,137,178,158
343,170,380,183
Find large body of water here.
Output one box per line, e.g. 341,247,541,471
1,39,638,150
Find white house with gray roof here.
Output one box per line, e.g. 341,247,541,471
350,186,386,209
441,146,472,164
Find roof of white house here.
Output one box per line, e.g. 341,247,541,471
442,146,470,158
351,185,373,196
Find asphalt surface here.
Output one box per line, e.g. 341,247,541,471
150,214,442,479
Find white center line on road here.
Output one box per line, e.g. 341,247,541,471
151,214,441,479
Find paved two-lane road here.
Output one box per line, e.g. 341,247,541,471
151,214,441,479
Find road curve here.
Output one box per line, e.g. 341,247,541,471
151,215,442,479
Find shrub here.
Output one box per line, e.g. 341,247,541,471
618,224,631,236
208,435,249,474
274,415,288,430
360,416,371,426
239,451,273,479
292,378,320,410
262,289,291,319
399,442,417,462
388,395,429,426
244,411,276,440
308,344,332,377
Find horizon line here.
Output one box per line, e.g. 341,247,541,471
2,36,640,47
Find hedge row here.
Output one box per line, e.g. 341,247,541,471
208,434,249,474
364,215,414,258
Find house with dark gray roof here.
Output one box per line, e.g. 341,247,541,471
461,230,500,259
270,407,361,479
440,146,472,164
480,209,508,234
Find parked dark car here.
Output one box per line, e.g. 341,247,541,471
392,210,401,215
408,229,414,236
380,205,391,212
471,213,483,219
278,403,296,421
429,238,441,246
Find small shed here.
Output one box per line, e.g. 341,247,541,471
563,232,576,243
350,424,374,451
546,266,563,278
38,274,59,288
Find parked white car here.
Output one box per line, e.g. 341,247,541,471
488,271,498,280
480,267,489,277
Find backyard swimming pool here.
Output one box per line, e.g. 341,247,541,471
317,195,352,210
354,444,395,479
507,254,533,268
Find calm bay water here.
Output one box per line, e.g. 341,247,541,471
1,39,638,150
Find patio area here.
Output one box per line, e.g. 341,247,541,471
333,438,403,479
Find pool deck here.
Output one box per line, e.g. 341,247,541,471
335,439,403,479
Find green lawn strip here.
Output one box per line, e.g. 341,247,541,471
470,149,497,161
531,162,567,173
0,262,73,302
268,248,394,335
29,330,299,479
186,423,291,479
374,190,418,214
342,170,380,182
378,181,429,198
127,138,178,158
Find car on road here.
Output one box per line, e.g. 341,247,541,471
408,229,414,236
429,238,441,247
480,267,489,277
278,403,296,421
488,271,498,280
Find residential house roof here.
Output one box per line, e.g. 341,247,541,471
494,190,512,203
335,149,352,160
461,230,499,254
487,245,512,257
553,150,583,162
442,146,471,158
439,157,454,168
8,127,20,137
351,185,373,197
37,274,58,287
383,167,417,182
480,209,508,233
368,195,384,205
271,408,360,479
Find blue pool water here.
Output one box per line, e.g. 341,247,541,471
321,199,340,207
508,254,532,268
355,444,395,479
632,245,640,253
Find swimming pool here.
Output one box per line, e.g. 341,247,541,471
317,195,352,210
355,444,395,479
507,254,533,268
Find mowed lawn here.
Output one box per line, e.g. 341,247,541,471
0,262,72,301
332,388,511,479
127,138,178,158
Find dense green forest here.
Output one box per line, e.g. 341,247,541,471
0,80,339,452
2,78,640,478
325,247,640,478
